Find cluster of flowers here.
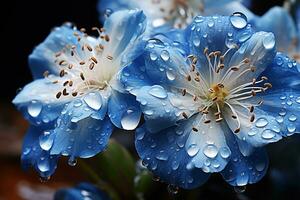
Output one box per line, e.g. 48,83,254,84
13,0,300,191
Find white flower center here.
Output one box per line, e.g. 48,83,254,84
181,47,272,133
44,27,117,99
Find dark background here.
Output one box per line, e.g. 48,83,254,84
2,0,300,200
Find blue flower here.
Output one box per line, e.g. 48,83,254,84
251,6,298,53
98,0,253,29
121,14,300,189
13,10,146,178
54,182,110,200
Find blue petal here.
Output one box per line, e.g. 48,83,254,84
22,126,59,178
262,53,300,91
186,15,254,63
102,10,146,62
135,85,198,133
108,90,141,130
12,78,68,126
221,133,269,186
135,124,210,189
251,6,297,52
54,182,110,200
29,24,81,79
49,92,113,159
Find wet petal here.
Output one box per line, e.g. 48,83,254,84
108,90,141,130
136,123,210,189
21,126,59,178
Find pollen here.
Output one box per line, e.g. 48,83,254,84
208,84,228,104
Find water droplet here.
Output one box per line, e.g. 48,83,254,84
255,118,268,128
287,123,296,133
255,160,266,172
39,131,54,151
37,158,50,172
149,85,167,99
207,19,214,27
27,100,42,117
104,8,113,17
166,69,176,81
187,144,199,157
83,92,102,110
288,114,297,122
276,116,284,123
261,129,276,140
203,144,218,158
194,16,204,23
167,185,179,195
23,147,31,155
172,160,179,170
121,109,140,130
220,147,230,158
193,36,200,47
230,12,247,29
248,128,257,136
155,151,168,161
262,33,275,50
236,173,249,186
234,186,246,193
150,52,158,61
296,97,300,104
68,157,77,166
161,50,170,61
276,57,283,65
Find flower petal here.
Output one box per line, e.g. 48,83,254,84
21,126,59,178
251,6,297,52
108,90,141,130
185,114,231,173
101,9,146,62
221,133,269,186
135,85,198,133
49,92,113,159
29,24,81,79
12,78,68,126
135,124,210,189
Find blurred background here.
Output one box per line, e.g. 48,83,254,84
2,0,300,199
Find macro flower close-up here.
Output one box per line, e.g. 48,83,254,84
2,0,300,200
121,14,300,189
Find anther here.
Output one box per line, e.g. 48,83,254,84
69,81,73,87
251,90,256,96
72,92,78,97
107,55,113,60
80,28,86,33
192,127,198,132
59,60,67,66
249,105,254,113
104,35,110,42
234,128,240,134
186,75,191,81
214,112,221,116
80,73,85,81
204,119,211,124
261,76,268,81
250,114,255,122
252,78,256,85
68,64,73,69
181,89,186,96
232,115,237,119
216,118,223,123
89,63,95,70
217,83,224,88
91,56,98,64
60,70,65,77
212,96,218,101
194,77,200,82
63,81,69,86
55,52,62,57
79,61,86,65
56,92,62,99
203,47,209,55
264,83,272,89
63,88,69,96
250,66,256,72
243,58,250,63
182,112,188,119
231,67,239,71
86,45,93,52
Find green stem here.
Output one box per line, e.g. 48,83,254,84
78,159,121,200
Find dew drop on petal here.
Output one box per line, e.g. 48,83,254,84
171,160,179,170
161,50,170,61
37,158,50,172
255,160,266,172
261,129,275,140
287,123,296,133
288,114,297,122
150,52,158,61
236,173,249,186
28,100,42,117
220,147,230,159
230,12,247,29
203,144,218,158
83,92,102,110
187,144,199,157
193,36,200,47
39,131,54,151
255,118,268,128
263,33,275,50
166,69,176,81
148,85,167,99
121,109,140,130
